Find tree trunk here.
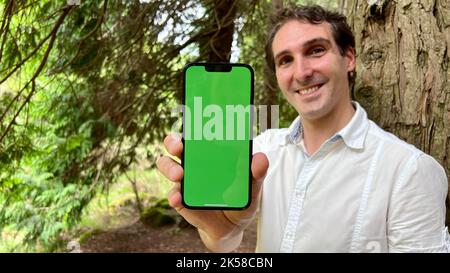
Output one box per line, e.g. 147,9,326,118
262,0,283,130
339,0,347,14
346,0,450,225
199,0,238,62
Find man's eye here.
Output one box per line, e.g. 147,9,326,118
310,47,326,56
278,56,292,66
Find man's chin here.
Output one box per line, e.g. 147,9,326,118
297,106,327,121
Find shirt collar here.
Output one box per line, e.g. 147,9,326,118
286,116,302,144
336,101,369,149
283,101,370,150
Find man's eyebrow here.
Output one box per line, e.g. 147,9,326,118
274,37,332,61
302,37,332,49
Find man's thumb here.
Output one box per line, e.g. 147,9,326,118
251,152,269,182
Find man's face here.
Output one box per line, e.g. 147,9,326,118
272,20,355,121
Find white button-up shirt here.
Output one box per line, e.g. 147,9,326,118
253,102,450,252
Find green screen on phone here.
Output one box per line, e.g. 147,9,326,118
182,63,253,209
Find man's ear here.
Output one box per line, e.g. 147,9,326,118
345,47,356,72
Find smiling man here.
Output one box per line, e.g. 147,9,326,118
157,5,450,252
270,18,356,155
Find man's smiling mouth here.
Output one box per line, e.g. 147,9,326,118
295,83,323,95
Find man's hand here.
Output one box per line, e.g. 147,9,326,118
156,134,269,252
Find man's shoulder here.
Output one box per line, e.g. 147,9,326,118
366,120,423,156
254,128,290,144
253,127,290,153
365,121,445,173
366,120,447,185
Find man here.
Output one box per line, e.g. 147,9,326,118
157,5,450,252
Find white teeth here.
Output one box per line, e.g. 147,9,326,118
298,85,320,95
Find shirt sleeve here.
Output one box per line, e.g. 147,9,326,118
387,153,449,253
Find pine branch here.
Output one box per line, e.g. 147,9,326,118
0,5,73,144
0,0,14,65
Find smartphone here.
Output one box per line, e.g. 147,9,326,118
182,62,254,210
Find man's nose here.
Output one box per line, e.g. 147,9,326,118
293,58,313,84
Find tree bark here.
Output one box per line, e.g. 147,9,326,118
199,0,238,62
346,0,450,225
339,0,347,14
262,0,283,130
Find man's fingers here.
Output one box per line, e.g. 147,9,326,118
251,152,269,182
168,184,183,210
250,152,269,201
164,134,183,158
156,155,184,182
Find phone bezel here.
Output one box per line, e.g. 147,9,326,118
181,62,254,210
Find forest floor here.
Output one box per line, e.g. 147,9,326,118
80,213,257,253
76,167,257,253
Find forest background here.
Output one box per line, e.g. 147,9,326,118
0,0,449,252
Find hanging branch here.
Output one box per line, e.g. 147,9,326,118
0,5,73,144
0,0,15,65
0,17,60,83
49,0,108,75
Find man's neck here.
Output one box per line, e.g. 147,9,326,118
302,102,355,156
